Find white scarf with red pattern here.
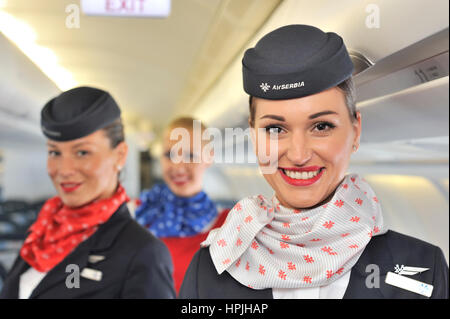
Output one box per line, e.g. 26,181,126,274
201,174,385,289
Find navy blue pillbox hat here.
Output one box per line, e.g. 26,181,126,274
242,24,354,100
41,86,121,141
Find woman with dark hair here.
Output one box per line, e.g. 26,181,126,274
0,87,175,299
180,25,448,299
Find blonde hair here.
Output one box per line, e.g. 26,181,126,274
166,116,208,132
164,116,211,147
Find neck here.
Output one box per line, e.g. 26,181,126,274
89,181,120,205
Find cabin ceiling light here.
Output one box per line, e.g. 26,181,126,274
0,11,77,90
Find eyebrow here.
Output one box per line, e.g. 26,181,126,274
308,111,338,119
259,110,338,122
46,142,58,148
259,114,285,121
46,142,94,149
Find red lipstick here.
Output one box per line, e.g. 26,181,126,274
278,166,324,186
60,182,82,193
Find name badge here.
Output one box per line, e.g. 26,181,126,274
385,271,433,297
81,268,103,281
88,255,105,263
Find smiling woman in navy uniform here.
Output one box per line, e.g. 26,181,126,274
0,87,175,299
179,25,449,299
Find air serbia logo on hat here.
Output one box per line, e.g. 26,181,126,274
260,81,305,93
41,126,62,137
260,83,270,92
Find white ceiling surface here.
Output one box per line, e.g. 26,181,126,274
0,31,59,146
0,0,448,163
0,0,281,138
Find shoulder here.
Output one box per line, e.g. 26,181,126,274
184,247,213,272
121,218,170,256
178,247,216,298
355,230,448,298
365,229,447,268
212,209,230,229
179,247,271,299
116,213,175,298
103,205,170,259
369,230,444,258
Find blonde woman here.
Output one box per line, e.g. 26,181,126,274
135,117,229,294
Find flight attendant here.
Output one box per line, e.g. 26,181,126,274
179,25,449,299
0,87,175,299
135,117,229,294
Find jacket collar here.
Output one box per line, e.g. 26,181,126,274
82,203,131,252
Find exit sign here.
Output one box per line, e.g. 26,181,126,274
81,0,171,18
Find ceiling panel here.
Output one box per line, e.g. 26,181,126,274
0,0,281,143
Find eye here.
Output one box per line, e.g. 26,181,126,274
313,121,336,132
264,125,284,135
76,150,90,157
48,150,60,157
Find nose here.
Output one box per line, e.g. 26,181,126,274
51,155,77,178
172,162,189,174
285,130,313,166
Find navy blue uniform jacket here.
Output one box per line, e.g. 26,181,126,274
179,230,448,299
0,203,175,299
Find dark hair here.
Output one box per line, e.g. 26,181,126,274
248,77,357,127
102,118,125,148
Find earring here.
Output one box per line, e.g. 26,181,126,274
116,165,122,171
352,145,358,152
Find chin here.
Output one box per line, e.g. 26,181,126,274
295,200,321,210
170,183,201,198
279,197,319,210
173,188,195,197
59,193,91,208
60,198,84,208
274,186,326,210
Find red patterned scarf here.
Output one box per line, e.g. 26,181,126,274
20,185,129,272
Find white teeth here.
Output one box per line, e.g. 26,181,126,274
283,169,321,180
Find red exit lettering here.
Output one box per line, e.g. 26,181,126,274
105,0,146,13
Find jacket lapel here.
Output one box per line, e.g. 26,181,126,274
29,204,131,298
0,256,30,298
343,230,400,299
28,234,93,298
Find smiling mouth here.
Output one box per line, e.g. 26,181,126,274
171,176,190,186
279,167,325,186
60,182,82,193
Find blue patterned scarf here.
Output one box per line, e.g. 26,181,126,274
135,184,218,237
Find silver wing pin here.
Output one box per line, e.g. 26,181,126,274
394,264,429,276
